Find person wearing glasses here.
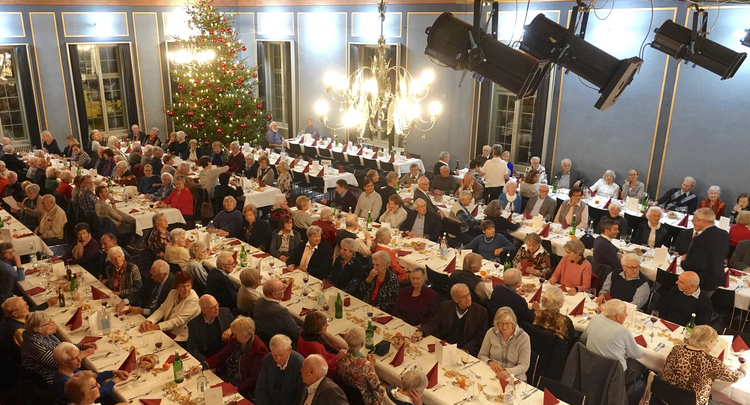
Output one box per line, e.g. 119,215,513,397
52,342,130,403
594,253,650,310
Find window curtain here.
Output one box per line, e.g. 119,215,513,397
67,45,89,150
118,44,139,131
14,45,40,148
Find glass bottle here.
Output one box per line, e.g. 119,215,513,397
58,288,66,307
365,321,374,350
335,293,343,319
569,214,577,236
100,306,111,335
684,313,696,342
173,351,184,383
366,211,373,231
553,176,559,193
240,245,247,267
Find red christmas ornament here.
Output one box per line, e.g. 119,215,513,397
236,100,242,106
256,103,263,109
253,111,258,116
209,30,214,35
203,99,210,104
204,141,210,145
239,65,245,70
234,130,239,135
267,114,272,120
216,113,223,118
241,45,246,51
239,77,245,83
245,115,250,118
194,78,200,84
227,112,233,117
177,84,184,91
233,80,238,86
222,70,227,75
214,86,222,91
192,125,198,130
247,90,252,94
230,49,236,54
190,91,196,96
167,110,174,116
175,41,180,46
179,99,185,104
217,128,223,134
252,72,257,78
187,111,195,117
240,123,247,128
231,66,236,71
260,126,265,131
198,121,205,126
220,62,226,68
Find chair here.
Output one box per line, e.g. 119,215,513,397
520,321,569,382
723,328,750,346
379,161,395,172
309,175,326,194
587,255,611,293
561,342,626,405
710,288,736,328
318,148,332,159
168,262,182,274
332,150,347,163
332,373,366,405
288,142,303,156
293,171,311,196
537,376,586,405
527,351,540,386
441,218,463,248
649,374,696,405
426,266,451,301
363,158,378,170
589,206,608,231
541,239,560,270
624,212,647,235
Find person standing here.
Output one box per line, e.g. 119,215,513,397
480,144,509,202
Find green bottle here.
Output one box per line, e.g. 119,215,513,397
553,176,558,193
0,215,4,229
69,273,78,293
173,351,184,383
569,214,577,236
335,293,343,319
107,178,113,193
77,165,81,176
684,313,696,342
366,211,373,231
331,202,337,216
240,245,247,267
503,259,511,271
365,321,374,350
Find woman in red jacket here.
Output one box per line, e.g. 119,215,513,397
192,316,268,399
157,174,194,222
296,311,345,377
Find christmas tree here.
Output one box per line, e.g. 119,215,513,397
166,0,270,147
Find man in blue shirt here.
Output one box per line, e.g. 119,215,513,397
302,118,320,138
0,243,24,302
266,121,283,153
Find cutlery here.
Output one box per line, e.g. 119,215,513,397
522,387,540,400
468,369,482,380
100,359,119,369
654,342,665,352
452,395,470,405
127,390,151,402
432,382,448,391
117,375,142,387
183,386,192,395
90,351,112,361
461,360,479,369
285,299,302,307
399,364,412,376
577,315,591,324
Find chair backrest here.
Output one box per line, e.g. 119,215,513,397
309,175,326,189
711,288,736,317
288,143,302,156
527,351,540,386
723,328,750,344
293,170,308,185
562,342,625,405
318,148,332,159
649,375,696,405
655,269,679,288
440,218,463,247
363,158,378,170
332,150,347,163
624,212,647,235
380,161,394,172
332,373,366,405
426,267,451,301
589,206,608,231
538,376,586,405
520,321,569,382
168,262,182,274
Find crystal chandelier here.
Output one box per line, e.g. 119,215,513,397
315,0,441,146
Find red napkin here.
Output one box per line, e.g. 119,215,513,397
642,209,647,218
665,258,677,274
282,267,293,274
119,348,137,372
344,297,350,306
282,282,293,301
524,209,532,220
590,189,596,198
125,147,132,153
274,156,282,166
300,308,316,317
311,139,317,147
426,362,439,389
253,252,271,258
388,154,395,163
327,141,333,150
165,353,189,364
357,148,363,156
529,285,543,304
492,276,504,287
232,250,238,264
718,350,725,362
14,232,34,238
634,335,648,348
520,260,532,275
211,382,239,396
732,335,750,352
729,269,745,277
725,270,731,288
139,399,161,405
290,159,297,168
603,198,612,209
390,342,406,366
560,216,568,229
427,341,447,352
302,164,309,174
374,316,393,324
322,280,335,290
569,298,585,316
338,166,346,173
316,168,325,177
396,250,411,257
258,179,266,187
471,205,479,217
237,399,253,405
500,378,509,393
444,256,456,274
660,319,679,332
539,223,550,238
91,286,110,300
79,336,102,345
228,240,242,246
25,269,40,276
129,209,139,214
677,214,689,227
543,388,560,405
436,204,447,209
507,211,513,221
66,308,82,330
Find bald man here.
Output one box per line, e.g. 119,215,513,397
299,355,347,405
254,279,301,343
186,295,235,361
658,271,712,326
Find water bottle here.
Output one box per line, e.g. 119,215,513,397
439,233,448,259
503,373,515,404
29,242,37,264
317,285,325,309
100,306,111,335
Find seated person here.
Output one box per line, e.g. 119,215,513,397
254,279,302,343
593,219,623,273
449,252,492,302
312,207,339,248
52,342,129,403
401,198,442,242
373,227,407,281
208,196,244,239
379,194,407,230
594,201,628,236
116,260,174,316
399,163,424,188
213,172,243,208
62,370,124,405
102,246,142,299
393,267,439,327
336,214,374,257
631,206,671,248
241,204,272,252
243,154,258,179
270,195,294,227
526,184,557,221
207,252,239,310
287,226,333,281
237,268,262,315
328,238,367,295
34,194,67,245
730,239,750,271
659,271,712,326
297,311,346,375
488,268,538,324
377,172,400,213
359,251,400,313
383,370,429,405
497,180,523,214
13,183,42,230
449,190,482,243
548,239,591,295
186,241,210,293
255,335,306,405
656,176,699,215
533,287,576,344
292,195,314,230
455,172,483,201
94,184,136,235
112,161,136,185
147,213,171,259
413,283,488,357
483,199,522,236
512,232,552,278
478,307,531,381
165,228,191,270
354,178,382,219
553,186,589,229
430,165,458,195
186,294,235,362
148,172,174,201
138,164,162,194
519,169,540,198
464,220,516,262
156,175,194,221
321,179,357,214
595,253,650,310
270,214,302,262
589,170,620,199
61,223,102,276
336,328,385,405
256,155,275,185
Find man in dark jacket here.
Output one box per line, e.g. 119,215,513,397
401,198,442,242
299,355,348,405
553,158,588,188
254,279,301,343
116,260,174,317
593,219,623,274
656,176,699,215
186,294,235,362
378,172,399,215
659,271,712,325
489,268,538,323
255,334,306,405
321,179,357,215
674,208,730,295
206,252,239,310
415,283,488,356
286,226,332,281
1,171,24,212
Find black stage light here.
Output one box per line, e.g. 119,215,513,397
650,20,747,80
741,29,750,48
519,14,643,111
424,12,550,99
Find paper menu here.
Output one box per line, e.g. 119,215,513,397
2,196,21,210
53,261,67,278
531,215,544,232
653,247,668,266
719,216,730,231
204,386,223,405
435,343,458,367
1,228,10,243
626,196,639,212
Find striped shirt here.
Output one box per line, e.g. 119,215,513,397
21,331,84,385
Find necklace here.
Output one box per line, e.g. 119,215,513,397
484,235,494,243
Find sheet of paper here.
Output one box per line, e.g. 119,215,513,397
204,386,223,405
88,311,101,336
654,247,668,266
719,216,730,231
626,196,639,212
89,168,97,177
53,261,67,278
2,196,20,210
532,215,544,232
1,228,11,243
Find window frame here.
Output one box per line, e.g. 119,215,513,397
257,40,296,136
0,45,33,143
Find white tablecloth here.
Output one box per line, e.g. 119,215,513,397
105,191,186,236
242,186,282,208
286,139,425,176
1,209,54,256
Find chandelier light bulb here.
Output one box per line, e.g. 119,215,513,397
428,101,442,116
343,109,362,127
364,79,378,94
421,69,435,84
315,100,330,116
410,79,425,94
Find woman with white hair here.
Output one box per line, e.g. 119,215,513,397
208,196,244,239
497,179,522,214
106,135,126,159
286,225,332,280
372,227,407,281
187,240,210,292
1,144,26,173
590,170,620,198
241,204,272,251
56,170,74,199
478,306,531,381
384,370,428,405
329,238,367,295
336,326,384,405
699,185,726,218
276,160,293,197
532,286,575,343
165,228,191,270
594,200,629,236
360,250,400,313
112,160,136,186
270,194,293,228
184,138,204,162
662,325,747,405
102,246,142,298
393,267,439,327
242,154,258,179
44,166,60,194
14,183,43,229
41,130,62,156
237,267,262,314
148,172,174,201
631,206,670,248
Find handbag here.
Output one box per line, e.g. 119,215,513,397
369,340,390,356
200,188,214,220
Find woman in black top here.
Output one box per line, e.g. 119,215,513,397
242,204,272,252
42,131,62,156
329,238,367,295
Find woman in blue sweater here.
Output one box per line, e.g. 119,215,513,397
464,220,516,262
137,164,162,194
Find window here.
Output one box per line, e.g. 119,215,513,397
0,47,30,141
488,83,542,166
76,44,128,133
258,41,293,132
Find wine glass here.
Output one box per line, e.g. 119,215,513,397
154,334,163,351
302,290,309,300
303,275,309,290
366,305,374,320
323,303,332,321
650,310,659,331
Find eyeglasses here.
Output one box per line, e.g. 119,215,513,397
623,265,640,270
200,304,219,310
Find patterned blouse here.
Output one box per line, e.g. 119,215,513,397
662,345,746,405
148,229,171,259
532,309,575,343
276,171,292,196
335,349,384,405
359,269,400,313
222,337,251,387
512,245,552,278
104,262,143,299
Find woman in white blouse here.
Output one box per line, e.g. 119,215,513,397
590,170,620,198
139,271,200,344
379,194,407,229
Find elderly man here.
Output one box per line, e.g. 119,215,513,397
207,252,239,310
456,172,483,201
0,161,7,178
553,187,589,229
553,158,588,189
1,144,26,174
99,233,133,268
266,121,283,152
32,157,48,186
312,208,338,247
1,171,23,211
175,162,197,192
300,354,348,405
140,144,153,167
354,178,382,219
595,253,649,310
51,342,129,403
227,141,245,173
399,163,424,188
595,200,628,235
580,299,644,384
488,268,538,323
116,260,174,317
593,219,623,273
321,179,357,214
414,176,443,218
674,207,729,295
659,271,712,326
450,191,482,242
480,144,509,201
730,240,750,270
432,151,450,175
287,226,332,280
127,124,141,142
335,214,373,256
526,184,556,219
34,194,67,244
0,243,25,302
186,294,235,361
402,198,442,242
524,156,547,183
414,283,488,356
128,143,142,168
254,279,302,342
476,145,491,165
431,165,458,195
255,334,306,405
656,176,699,215
1,295,57,348
150,146,165,174
449,253,491,302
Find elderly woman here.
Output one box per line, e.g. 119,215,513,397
501,151,514,175
102,246,142,298
483,199,521,236
699,185,725,218
292,195,313,230
298,311,346,375
13,183,43,230
270,194,294,227
21,312,97,384
71,144,91,168
594,200,628,235
238,267,261,314
148,172,174,201
549,239,592,295
455,172,483,201
61,223,101,276
42,130,62,156
373,227,407,281
210,141,228,166
465,220,516,261
147,213,171,259
165,131,178,154
185,241,210,295
138,164,161,194
394,267,439,327
89,130,102,152
512,232,552,278
145,128,162,147
520,169,540,198
62,370,119,405
165,228,191,270
662,325,747,405
631,206,670,248
194,316,269,399
112,160,136,186
182,138,203,161
44,166,60,194
590,170,620,198
329,238,367,294
312,207,338,247
497,179,523,214
337,326,385,405
242,154,258,179
140,145,153,167
208,196,244,239
106,136,126,159
360,250,400,313
379,194,407,229
478,306,531,381
622,169,645,200
730,211,750,247
156,175,194,220
241,204,272,251
287,226,332,280
533,287,575,343
384,370,428,405
56,170,74,199
270,214,302,262
276,160,293,197
255,155,275,185
731,193,750,224
140,271,200,344
554,187,589,229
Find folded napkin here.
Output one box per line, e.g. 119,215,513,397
426,362,439,389
725,271,731,288
500,378,510,393
91,286,110,300
211,382,239,396
444,256,456,274
729,269,746,277
338,166,346,174
507,211,513,221
25,268,40,276
427,340,447,352
603,198,612,209
396,250,411,257
282,267,293,274
718,350,725,362
228,240,242,246
524,209,533,220
302,164,309,174
139,399,161,405
327,141,333,150
79,336,102,345
634,335,648,348
299,308,316,317
520,260,532,275
388,154,395,163
492,276,504,287
660,319,679,332
677,214,689,227
125,147,131,153
665,258,678,274
357,148,363,156
165,353,189,364
405,150,412,159
544,387,560,405
568,298,585,316
253,252,271,258
529,285,543,304
560,216,568,229
641,210,647,218
733,335,750,352
66,307,83,331
310,139,317,147
25,286,46,296
471,205,479,217
322,280,335,290
373,316,393,325
282,282,293,301
316,168,325,177
129,209,139,214
14,232,34,238
372,224,381,229
119,348,137,372
436,204,447,209
390,342,406,366
539,223,550,238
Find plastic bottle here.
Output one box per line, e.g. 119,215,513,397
503,373,515,404
440,233,448,260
